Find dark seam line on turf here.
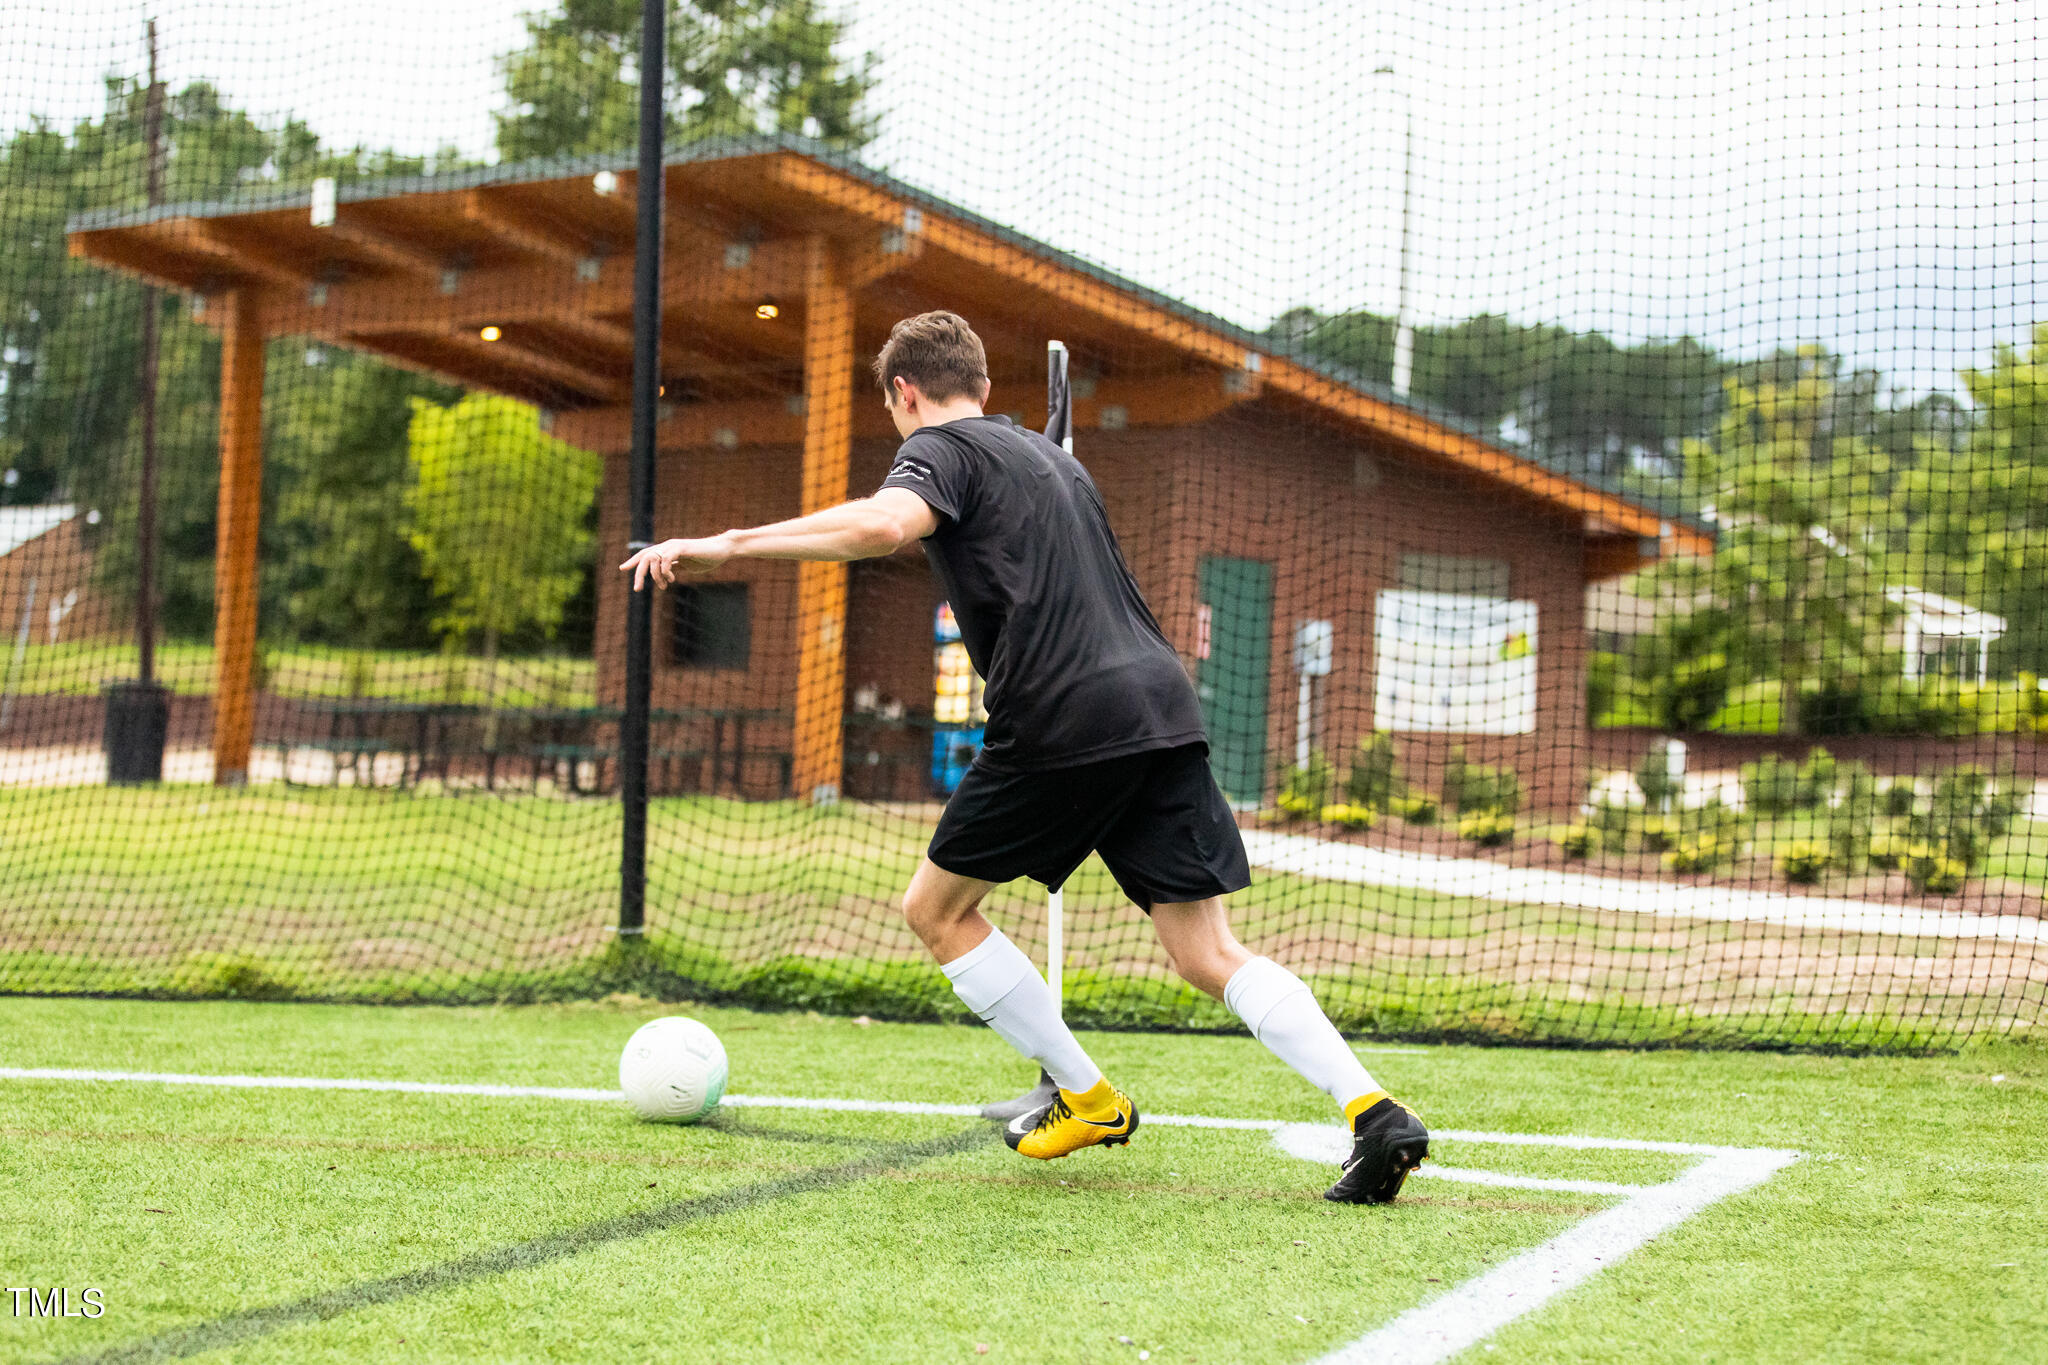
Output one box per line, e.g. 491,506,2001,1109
51,1125,993,1365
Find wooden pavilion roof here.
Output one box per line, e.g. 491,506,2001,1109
67,134,1711,569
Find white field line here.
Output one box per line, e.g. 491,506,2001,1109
1314,1147,1799,1365
1242,827,2048,943
3,1064,1798,1361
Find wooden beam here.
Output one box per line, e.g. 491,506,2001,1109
264,235,813,336
320,213,445,283
769,151,1713,557
461,189,597,266
791,239,855,804
186,219,321,289
355,327,629,404
212,289,265,785
548,370,1251,453
67,229,211,293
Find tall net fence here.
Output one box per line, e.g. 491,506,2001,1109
1,0,2041,1049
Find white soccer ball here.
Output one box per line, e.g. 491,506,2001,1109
618,1017,728,1124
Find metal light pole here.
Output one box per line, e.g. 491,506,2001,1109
619,0,665,939
1376,65,1415,399
105,17,171,784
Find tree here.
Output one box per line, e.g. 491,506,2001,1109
495,0,876,161
406,394,601,725
1896,323,2048,674
1643,350,1901,736
1268,306,1728,485
2,73,457,641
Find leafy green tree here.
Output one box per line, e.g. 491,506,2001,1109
2,73,456,642
1895,324,2048,674
1644,351,1901,736
496,0,877,161
1268,306,1727,484
406,394,601,722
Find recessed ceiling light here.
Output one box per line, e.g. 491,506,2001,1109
479,325,501,341
755,301,779,321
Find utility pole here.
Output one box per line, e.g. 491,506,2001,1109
1377,65,1416,399
106,16,170,784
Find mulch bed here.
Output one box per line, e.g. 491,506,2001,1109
1244,812,2048,920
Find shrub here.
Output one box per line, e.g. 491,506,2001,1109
1777,840,1833,884
1909,765,2016,871
1639,816,1680,853
1589,797,1634,849
1459,811,1517,846
1634,743,1682,811
1587,650,1622,726
1319,802,1377,830
1277,750,1335,818
1274,792,1317,820
1800,676,1871,736
1663,833,1727,873
1390,793,1439,825
1826,761,1877,875
1346,731,1402,809
1902,843,1968,896
1796,747,1838,809
1446,747,1522,815
1556,824,1599,859
1882,781,1917,818
1687,794,1743,841
1868,831,1907,871
1741,754,1801,817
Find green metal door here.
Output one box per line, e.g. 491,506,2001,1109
1196,556,1272,805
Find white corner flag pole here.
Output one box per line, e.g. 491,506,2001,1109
1045,339,1073,1014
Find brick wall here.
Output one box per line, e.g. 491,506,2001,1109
594,407,1594,811
0,512,104,647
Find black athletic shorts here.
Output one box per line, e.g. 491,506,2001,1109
927,742,1252,911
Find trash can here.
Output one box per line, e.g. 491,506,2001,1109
104,680,170,784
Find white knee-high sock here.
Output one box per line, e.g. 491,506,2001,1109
1224,956,1380,1113
941,928,1104,1095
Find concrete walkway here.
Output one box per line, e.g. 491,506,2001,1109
1238,828,2048,945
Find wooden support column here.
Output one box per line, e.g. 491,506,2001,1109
212,289,265,784
791,240,855,803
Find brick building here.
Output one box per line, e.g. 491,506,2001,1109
0,504,98,649
69,137,1708,804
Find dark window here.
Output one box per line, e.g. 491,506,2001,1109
670,583,751,670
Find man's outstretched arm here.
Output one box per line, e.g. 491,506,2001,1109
619,488,939,590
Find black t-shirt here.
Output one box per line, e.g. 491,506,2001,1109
878,415,1206,772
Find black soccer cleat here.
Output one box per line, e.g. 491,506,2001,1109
1324,1096,1430,1204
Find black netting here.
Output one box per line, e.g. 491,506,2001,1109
2,1,2042,1049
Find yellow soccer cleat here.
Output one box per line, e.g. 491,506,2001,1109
1004,1086,1139,1160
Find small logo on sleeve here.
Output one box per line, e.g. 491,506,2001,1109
888,458,931,484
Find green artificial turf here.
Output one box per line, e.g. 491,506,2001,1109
1,998,2043,1363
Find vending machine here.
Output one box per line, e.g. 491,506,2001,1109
931,602,987,793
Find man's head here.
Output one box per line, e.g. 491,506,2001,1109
873,311,991,435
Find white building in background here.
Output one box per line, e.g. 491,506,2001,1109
1886,588,2003,682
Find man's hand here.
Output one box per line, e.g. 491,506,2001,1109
620,534,734,590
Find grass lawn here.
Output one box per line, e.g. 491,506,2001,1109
3,784,2039,1050
4,639,596,707
0,997,2042,1363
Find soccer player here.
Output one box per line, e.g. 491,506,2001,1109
620,311,1429,1203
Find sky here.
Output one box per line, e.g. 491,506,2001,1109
2,0,2038,398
